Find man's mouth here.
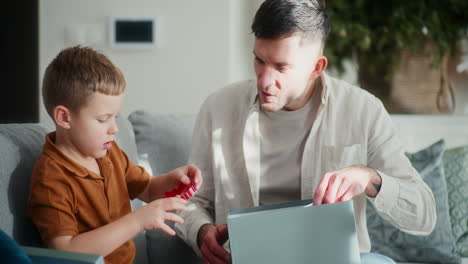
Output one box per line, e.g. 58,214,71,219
261,91,275,102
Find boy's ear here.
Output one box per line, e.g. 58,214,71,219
54,105,72,129
309,55,328,80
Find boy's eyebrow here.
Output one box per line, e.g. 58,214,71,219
97,113,114,118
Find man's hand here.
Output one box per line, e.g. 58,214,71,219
198,224,231,264
313,165,382,205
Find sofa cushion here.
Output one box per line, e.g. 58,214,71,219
115,115,139,164
443,146,468,257
128,111,195,175
128,111,200,264
0,123,52,247
367,140,461,263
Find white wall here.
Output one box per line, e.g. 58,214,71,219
39,0,260,122
41,0,467,121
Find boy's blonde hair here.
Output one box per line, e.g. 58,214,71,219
42,46,126,118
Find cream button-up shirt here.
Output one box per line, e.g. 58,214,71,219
176,73,437,256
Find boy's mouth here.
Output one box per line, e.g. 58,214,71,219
104,141,113,150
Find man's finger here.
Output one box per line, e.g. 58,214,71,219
206,239,230,262
323,174,341,204
201,255,210,264
216,224,229,243
202,244,227,264
337,184,353,202
339,184,362,202
313,172,333,205
335,176,352,199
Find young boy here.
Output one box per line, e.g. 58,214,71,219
27,46,202,264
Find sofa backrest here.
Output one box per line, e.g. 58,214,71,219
0,123,52,247
0,117,139,248
391,114,468,152
128,111,195,176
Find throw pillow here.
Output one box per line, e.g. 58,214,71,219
443,146,468,257
366,139,461,264
128,111,195,175
0,230,32,264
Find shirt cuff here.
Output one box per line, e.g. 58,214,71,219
187,220,211,257
369,170,400,214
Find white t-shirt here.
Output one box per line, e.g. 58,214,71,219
259,84,322,205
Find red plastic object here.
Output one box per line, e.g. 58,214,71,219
164,183,197,200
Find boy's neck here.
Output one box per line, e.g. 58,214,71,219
54,129,101,175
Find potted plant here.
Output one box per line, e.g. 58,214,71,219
324,1,468,113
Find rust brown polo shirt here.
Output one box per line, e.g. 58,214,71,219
28,132,150,264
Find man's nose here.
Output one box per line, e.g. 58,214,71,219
257,67,275,89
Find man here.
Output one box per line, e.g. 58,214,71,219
176,1,436,263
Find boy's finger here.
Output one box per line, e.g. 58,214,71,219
165,212,184,224
159,223,176,236
187,165,202,181
163,198,187,211
181,175,191,185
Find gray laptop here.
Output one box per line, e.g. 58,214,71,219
227,200,361,264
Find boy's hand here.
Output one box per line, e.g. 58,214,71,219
163,164,203,198
133,197,187,235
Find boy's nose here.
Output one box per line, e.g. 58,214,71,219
109,120,119,134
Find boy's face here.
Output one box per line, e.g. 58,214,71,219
68,92,123,159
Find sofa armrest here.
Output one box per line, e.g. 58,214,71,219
22,246,104,264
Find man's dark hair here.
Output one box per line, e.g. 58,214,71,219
252,0,330,44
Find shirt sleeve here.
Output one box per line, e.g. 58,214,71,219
366,98,437,235
28,159,79,242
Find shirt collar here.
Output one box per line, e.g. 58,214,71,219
43,132,105,179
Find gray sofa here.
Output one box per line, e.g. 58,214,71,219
1,111,466,264
0,114,199,264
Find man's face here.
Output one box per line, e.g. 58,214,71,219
253,35,321,112
68,92,123,159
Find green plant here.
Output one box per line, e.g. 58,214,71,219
324,0,468,79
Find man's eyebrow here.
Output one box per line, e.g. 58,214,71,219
253,51,262,59
253,51,289,66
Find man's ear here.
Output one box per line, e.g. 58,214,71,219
54,105,72,129
310,55,328,80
